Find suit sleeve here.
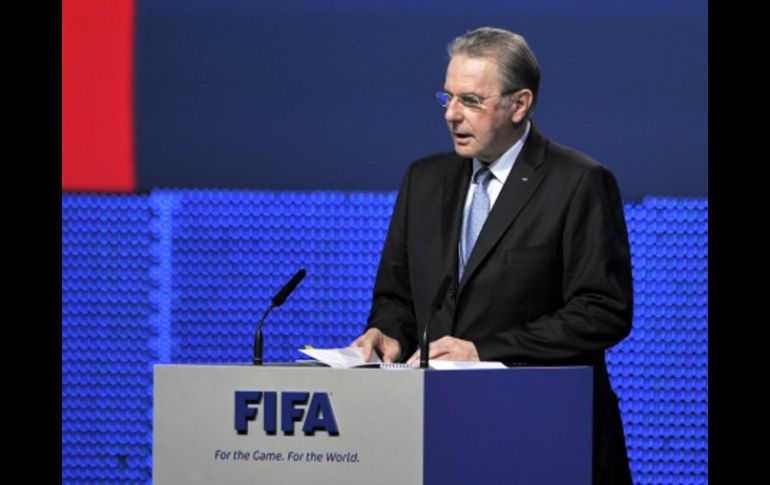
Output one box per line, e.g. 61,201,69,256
365,165,419,357
474,164,634,363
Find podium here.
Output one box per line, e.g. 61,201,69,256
153,365,593,484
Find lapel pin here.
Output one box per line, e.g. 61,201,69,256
521,177,528,182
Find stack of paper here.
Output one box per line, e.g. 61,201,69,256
298,347,381,368
298,347,506,370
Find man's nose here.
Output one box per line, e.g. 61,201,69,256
444,98,463,123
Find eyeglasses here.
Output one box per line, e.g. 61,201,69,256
435,90,515,111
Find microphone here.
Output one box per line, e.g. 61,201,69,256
272,269,307,307
253,269,307,365
421,275,453,369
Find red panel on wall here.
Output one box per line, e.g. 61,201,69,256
62,0,135,192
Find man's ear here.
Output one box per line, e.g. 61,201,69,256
510,89,534,124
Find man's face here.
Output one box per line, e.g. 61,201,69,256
443,54,518,163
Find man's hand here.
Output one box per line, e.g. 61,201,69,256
350,328,402,364
406,336,480,364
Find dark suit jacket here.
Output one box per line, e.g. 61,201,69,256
367,124,634,485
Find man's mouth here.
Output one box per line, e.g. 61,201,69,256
453,132,473,143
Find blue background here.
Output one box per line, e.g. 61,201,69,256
134,0,707,199
62,192,707,484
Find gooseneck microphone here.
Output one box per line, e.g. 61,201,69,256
421,275,453,369
253,269,307,365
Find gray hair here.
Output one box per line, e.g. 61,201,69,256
448,27,541,114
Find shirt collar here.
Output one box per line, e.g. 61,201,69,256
472,120,531,184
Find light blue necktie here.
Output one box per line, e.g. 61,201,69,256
460,167,493,279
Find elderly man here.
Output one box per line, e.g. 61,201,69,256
353,27,634,484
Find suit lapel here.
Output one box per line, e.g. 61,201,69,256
440,157,472,282
425,156,471,340
457,125,549,294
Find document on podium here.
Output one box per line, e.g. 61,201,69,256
297,347,505,370
297,346,381,368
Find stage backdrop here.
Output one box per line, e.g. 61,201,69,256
62,192,707,484
63,0,707,199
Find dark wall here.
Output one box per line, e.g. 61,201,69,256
135,0,707,199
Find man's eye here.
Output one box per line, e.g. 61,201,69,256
460,95,482,107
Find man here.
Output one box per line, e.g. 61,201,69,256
352,27,634,484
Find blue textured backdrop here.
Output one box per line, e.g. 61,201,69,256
134,0,707,198
62,191,707,484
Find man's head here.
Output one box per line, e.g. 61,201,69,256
440,27,540,163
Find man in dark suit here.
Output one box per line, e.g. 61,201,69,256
352,27,634,484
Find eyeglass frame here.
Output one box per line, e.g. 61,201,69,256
435,89,520,111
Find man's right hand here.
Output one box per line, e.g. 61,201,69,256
350,328,402,364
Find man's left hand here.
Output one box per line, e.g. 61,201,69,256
406,336,480,364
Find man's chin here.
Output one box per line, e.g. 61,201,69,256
453,145,476,159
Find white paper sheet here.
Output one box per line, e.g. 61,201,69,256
297,347,505,370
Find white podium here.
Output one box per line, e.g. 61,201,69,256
153,364,593,485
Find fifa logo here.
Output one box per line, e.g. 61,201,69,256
234,391,339,436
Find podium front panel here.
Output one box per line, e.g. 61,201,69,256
424,367,592,485
153,365,425,484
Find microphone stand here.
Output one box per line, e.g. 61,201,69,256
252,269,306,366
421,276,453,369
420,314,436,369
253,304,274,365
